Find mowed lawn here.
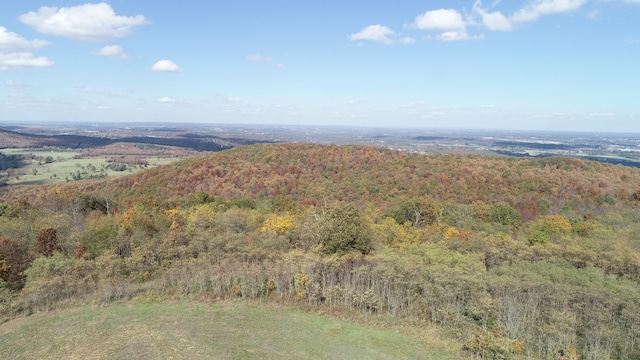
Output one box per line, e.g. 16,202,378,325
0,301,455,360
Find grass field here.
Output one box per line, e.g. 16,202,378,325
0,300,456,360
1,149,178,186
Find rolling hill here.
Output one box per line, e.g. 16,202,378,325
2,143,640,359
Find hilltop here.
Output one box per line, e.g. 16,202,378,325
89,143,640,216
2,143,640,359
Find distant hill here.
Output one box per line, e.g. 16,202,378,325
0,126,265,152
79,142,640,217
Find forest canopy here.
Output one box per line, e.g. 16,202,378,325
2,143,640,360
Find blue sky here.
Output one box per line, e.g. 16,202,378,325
1,1,639,132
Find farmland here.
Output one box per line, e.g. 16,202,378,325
0,148,179,186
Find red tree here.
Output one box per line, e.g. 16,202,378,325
34,227,61,257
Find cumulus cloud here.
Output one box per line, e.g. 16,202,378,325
0,27,53,70
473,1,513,31
434,30,478,41
348,24,415,45
349,25,396,44
403,0,594,40
158,96,177,103
409,9,481,41
0,26,49,51
411,9,466,30
151,60,182,72
19,2,148,42
95,45,128,59
0,52,54,69
510,0,588,24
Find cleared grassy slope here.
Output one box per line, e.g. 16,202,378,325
0,300,455,360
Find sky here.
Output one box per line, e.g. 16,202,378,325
0,1,639,132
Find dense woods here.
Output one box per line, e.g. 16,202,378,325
2,143,640,359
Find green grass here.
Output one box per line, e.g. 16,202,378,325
0,300,456,360
1,149,178,186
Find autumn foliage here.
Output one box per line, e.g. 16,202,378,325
3,143,640,359
34,228,61,257
0,236,30,289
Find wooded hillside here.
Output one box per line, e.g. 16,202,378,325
88,143,640,211
2,143,640,359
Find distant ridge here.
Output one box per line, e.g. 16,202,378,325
0,126,270,152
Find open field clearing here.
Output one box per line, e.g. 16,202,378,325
1,148,179,186
0,300,453,360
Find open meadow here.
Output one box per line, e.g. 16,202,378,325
1,148,179,186
0,300,454,360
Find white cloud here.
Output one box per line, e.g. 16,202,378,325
19,3,148,42
0,52,53,68
151,60,182,72
423,29,484,42
158,96,177,103
473,1,513,31
412,9,466,30
409,9,481,42
0,26,49,51
226,97,241,102
0,27,52,70
434,30,480,41
408,0,593,38
349,25,396,45
510,0,588,24
95,45,128,59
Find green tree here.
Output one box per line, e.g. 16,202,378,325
489,202,521,227
317,203,372,255
385,198,438,228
